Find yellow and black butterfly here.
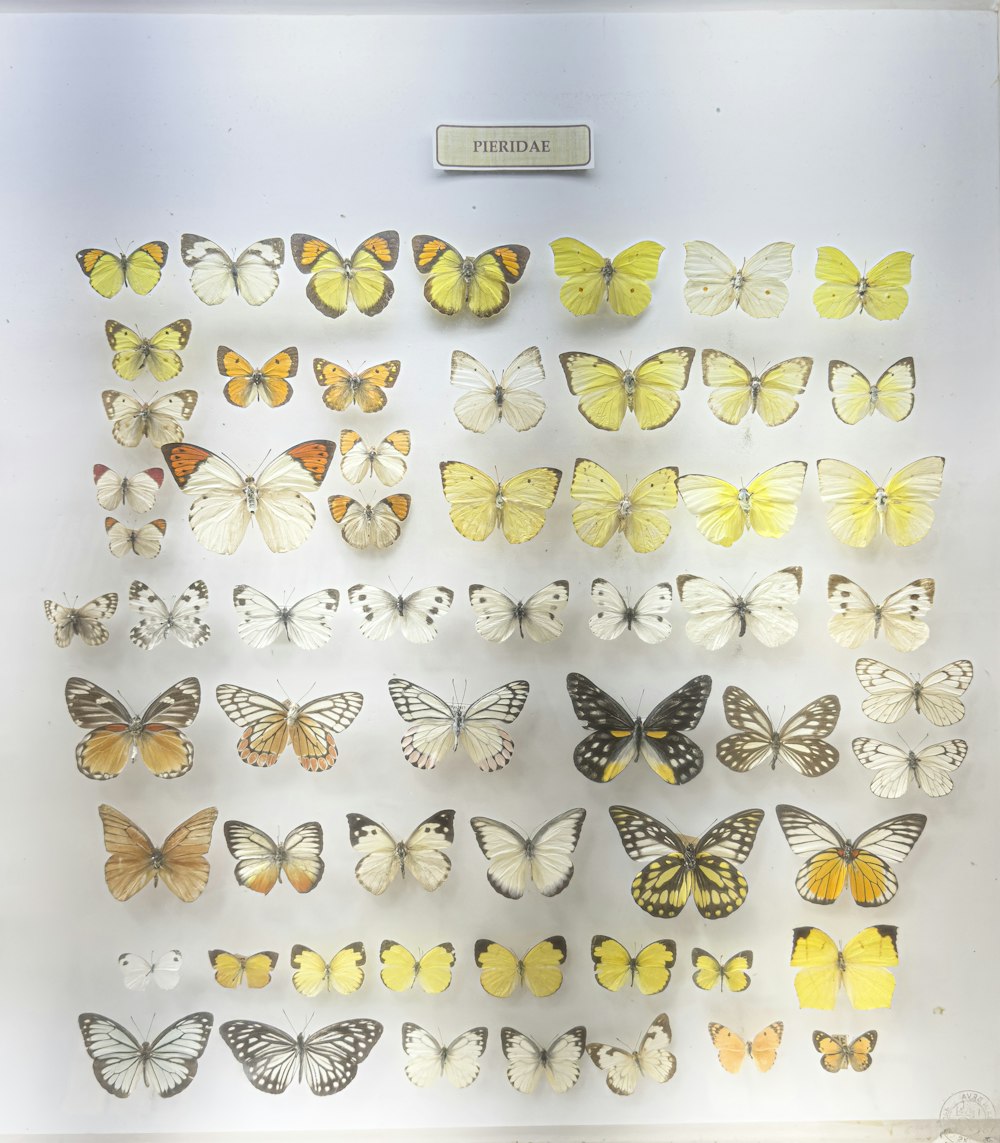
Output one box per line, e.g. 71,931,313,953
209,950,278,989
218,346,297,408
813,1029,878,1072
314,358,400,413
411,235,529,317
77,241,168,297
292,231,399,317
790,925,898,1009
590,936,675,995
290,943,365,996
475,937,566,999
691,948,753,992
105,319,192,383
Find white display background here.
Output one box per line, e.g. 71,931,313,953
1,7,998,1138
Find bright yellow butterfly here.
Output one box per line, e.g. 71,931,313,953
702,350,813,427
678,461,807,547
570,460,678,553
550,238,664,316
314,358,400,413
218,346,297,408
439,461,561,543
690,948,753,993
290,943,365,996
105,318,192,382
379,941,455,994
816,456,944,547
559,349,694,430
790,925,898,1010
813,1030,878,1073
77,241,167,297
208,949,278,989
411,235,529,317
475,937,566,999
708,1022,782,1074
590,936,675,995
814,247,912,320
291,231,398,317
828,358,915,424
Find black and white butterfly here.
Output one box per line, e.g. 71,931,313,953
676,567,802,650
852,737,967,799
468,580,569,643
348,584,453,643
855,659,973,726
589,579,672,643
180,234,284,305
346,809,456,895
44,593,118,648
470,808,586,899
716,687,841,777
128,580,210,650
232,585,340,650
78,1011,213,1097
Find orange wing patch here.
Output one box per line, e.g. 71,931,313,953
384,494,411,521
78,249,105,274
140,241,168,266
385,430,411,455
363,232,400,266
412,235,450,269
340,429,362,453
329,495,352,523
291,234,332,270
161,444,213,486
492,245,530,280
288,440,336,482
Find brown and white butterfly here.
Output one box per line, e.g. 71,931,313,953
98,803,218,901
44,594,118,647
102,390,198,447
716,686,841,777
855,658,973,726
827,575,934,652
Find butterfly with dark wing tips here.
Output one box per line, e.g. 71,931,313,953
691,948,753,992
217,345,297,408
105,517,166,559
589,579,672,643
470,808,586,899
128,580,210,650
45,593,118,648
411,235,530,318
347,809,456,895
79,1011,213,1097
468,581,568,643
223,820,324,895
93,465,164,512
232,586,340,650
855,658,973,726
402,1024,488,1089
587,1013,676,1096
813,1030,878,1072
180,234,284,306
77,241,168,297
716,686,841,777
292,231,399,318
500,1026,586,1094
105,319,192,382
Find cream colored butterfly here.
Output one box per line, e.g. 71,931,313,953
570,459,678,553
587,1014,677,1096
501,1026,586,1094
338,429,410,485
102,390,198,448
589,579,673,643
827,576,934,652
852,738,967,799
829,358,915,424
559,348,694,431
676,567,802,650
450,346,546,432
702,350,813,426
93,465,163,512
105,518,166,559
816,457,944,547
329,494,411,549
402,1024,488,1089
683,241,794,318
855,659,973,726
180,234,284,305
678,461,807,546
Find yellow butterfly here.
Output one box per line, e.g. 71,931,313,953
475,937,566,999
690,948,753,993
291,231,399,317
411,235,529,317
218,346,297,408
814,247,913,320
290,943,365,996
77,241,167,297
816,457,944,547
439,461,561,543
105,318,192,382
559,349,694,430
570,460,678,553
708,1022,783,1074
702,350,813,427
550,238,664,316
208,950,278,989
379,941,455,994
313,358,399,413
678,461,807,546
590,936,675,995
828,358,915,424
812,1030,878,1073
790,925,899,1009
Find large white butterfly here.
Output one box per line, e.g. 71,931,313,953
827,576,934,653
717,687,841,777
500,1026,586,1094
589,579,672,643
346,809,455,895
469,807,586,899
468,580,569,643
852,737,968,799
676,567,802,650
587,1013,677,1095
388,677,530,771
347,584,453,643
855,659,973,726
78,1011,213,1097
180,234,284,305
339,428,410,485
44,593,118,647
450,346,546,433
161,440,335,554
128,579,210,650
118,950,182,992
102,390,198,448
329,493,411,549
105,517,166,559
232,585,340,650
402,1024,488,1089
683,241,794,318
93,465,163,512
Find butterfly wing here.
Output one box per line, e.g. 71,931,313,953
914,659,974,725
560,352,629,430
496,345,546,430
754,357,813,425
813,246,864,318
678,474,744,546
790,926,842,1009
628,348,694,429
467,585,522,643
861,251,913,319
605,241,665,315
218,1021,300,1093
566,672,637,782
516,580,569,643
855,658,918,723
569,458,627,547
738,241,795,317
883,455,944,547
689,810,765,919
458,680,530,772
749,1023,783,1072
400,809,456,891
154,807,217,902
439,461,502,540
709,1024,749,1074
550,236,611,314
450,350,504,431
739,566,803,647
387,677,459,769
745,461,808,538
816,459,881,547
683,240,739,315
871,357,916,421
637,675,712,784
497,468,562,544
840,926,899,1009
701,350,754,424
620,467,678,553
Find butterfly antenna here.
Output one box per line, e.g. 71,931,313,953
250,450,273,479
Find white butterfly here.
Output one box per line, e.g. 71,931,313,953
118,949,183,991
78,1011,213,1097
676,567,802,650
348,584,453,643
683,240,794,318
180,234,284,306
589,579,672,643
450,346,546,433
468,580,568,643
44,593,118,647
853,737,968,799
827,576,934,653
128,580,210,650
500,1026,585,1094
161,440,335,555
402,1024,488,1089
105,517,165,558
469,807,586,898
856,659,973,726
329,493,410,549
347,809,455,895
388,677,530,771
232,585,339,650
339,428,410,485
102,390,198,448
717,686,841,777
587,1013,677,1095
93,464,163,512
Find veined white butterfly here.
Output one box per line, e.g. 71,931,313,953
852,737,967,799
855,659,973,726
717,687,841,777
93,465,163,512
105,517,165,559
44,593,118,647
589,579,672,643
500,1026,586,1094
180,234,284,305
347,809,455,895
339,429,410,485
827,576,934,653
450,346,546,433
102,390,198,448
128,579,210,650
470,807,586,898
348,584,453,643
402,1024,488,1089
232,585,339,650
78,1011,213,1097
683,241,794,318
118,950,182,992
676,567,802,650
829,358,915,424
329,493,410,549
223,820,324,895
587,1013,677,1095
468,580,568,643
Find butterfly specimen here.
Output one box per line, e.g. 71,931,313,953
348,584,453,642
388,677,529,772
827,576,934,652
852,737,967,799
223,820,324,895
218,345,297,408
77,241,168,297
216,684,363,771
590,936,675,995
816,456,944,547
500,1026,586,1094
118,950,182,991
676,567,802,650
44,593,118,648
589,579,672,643
339,429,410,485
683,240,794,318
608,805,765,919
102,390,198,448
587,1014,676,1095
790,925,899,1009
411,234,530,317
559,348,694,430
98,804,217,902
128,579,210,650
209,950,278,989
855,658,973,726
232,585,340,650
329,493,411,549
66,676,200,779
813,1030,878,1072
105,517,166,559
347,809,456,895
716,687,841,777
290,944,365,997
468,581,568,643
451,346,546,432
219,1018,383,1095
678,460,808,546
379,941,455,994
775,804,926,906
439,461,561,544
180,234,284,305
550,237,664,316
691,948,753,992
829,358,915,423
701,350,813,426
708,1023,783,1074
291,231,399,317
814,247,912,320
314,359,400,413
570,460,678,552
93,465,163,512
567,672,712,784
475,937,567,998
105,318,192,382
401,1024,488,1089
470,808,586,899
79,1011,213,1097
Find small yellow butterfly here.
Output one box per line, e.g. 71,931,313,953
690,948,753,992
440,461,561,544
701,350,813,427
815,456,944,547
105,318,192,383
291,231,399,317
590,936,675,995
559,349,694,430
550,238,664,316
379,941,455,994
77,241,168,298
570,460,678,553
828,358,915,424
208,949,278,989
411,235,529,317
290,943,365,996
678,461,808,547
814,248,913,320
790,925,899,1009
475,937,566,999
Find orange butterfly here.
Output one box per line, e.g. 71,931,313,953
313,358,399,413
98,804,218,902
218,346,298,408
